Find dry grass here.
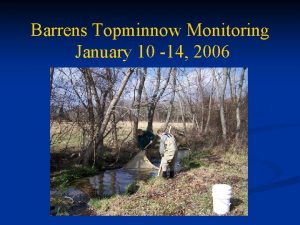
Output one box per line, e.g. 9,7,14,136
130,121,193,131
50,121,193,152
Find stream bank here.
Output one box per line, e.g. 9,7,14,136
88,150,248,216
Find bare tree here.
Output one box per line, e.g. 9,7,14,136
82,68,96,152
50,67,54,98
177,73,196,132
162,68,177,131
82,68,134,165
132,68,146,142
213,68,228,141
178,92,187,134
50,67,248,170
144,68,172,132
204,76,215,134
227,68,247,140
235,68,246,140
196,69,205,133
109,71,118,148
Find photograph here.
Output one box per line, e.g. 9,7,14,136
50,67,248,216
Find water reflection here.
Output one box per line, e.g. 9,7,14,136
73,149,190,198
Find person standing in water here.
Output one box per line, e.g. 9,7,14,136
157,129,178,179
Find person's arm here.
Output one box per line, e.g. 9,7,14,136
149,131,155,141
143,131,154,149
148,132,155,146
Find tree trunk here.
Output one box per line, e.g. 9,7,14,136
178,94,187,134
162,68,176,131
100,68,134,140
83,136,104,166
219,68,228,141
213,68,228,142
83,68,134,166
50,67,54,98
132,68,146,142
111,109,118,148
204,82,213,134
82,69,96,146
146,68,172,132
227,68,235,102
147,104,155,132
108,73,118,148
235,68,246,140
219,102,227,141
197,69,204,133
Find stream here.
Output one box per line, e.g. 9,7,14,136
73,149,190,198
50,149,190,215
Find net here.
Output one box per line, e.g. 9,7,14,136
123,151,158,170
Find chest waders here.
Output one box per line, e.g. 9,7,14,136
161,133,178,178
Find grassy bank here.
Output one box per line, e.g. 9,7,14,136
51,166,98,189
88,147,248,216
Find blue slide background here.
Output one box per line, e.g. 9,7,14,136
0,1,299,224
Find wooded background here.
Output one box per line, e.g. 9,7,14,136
50,67,248,166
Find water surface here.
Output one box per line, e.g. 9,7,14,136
73,149,190,198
